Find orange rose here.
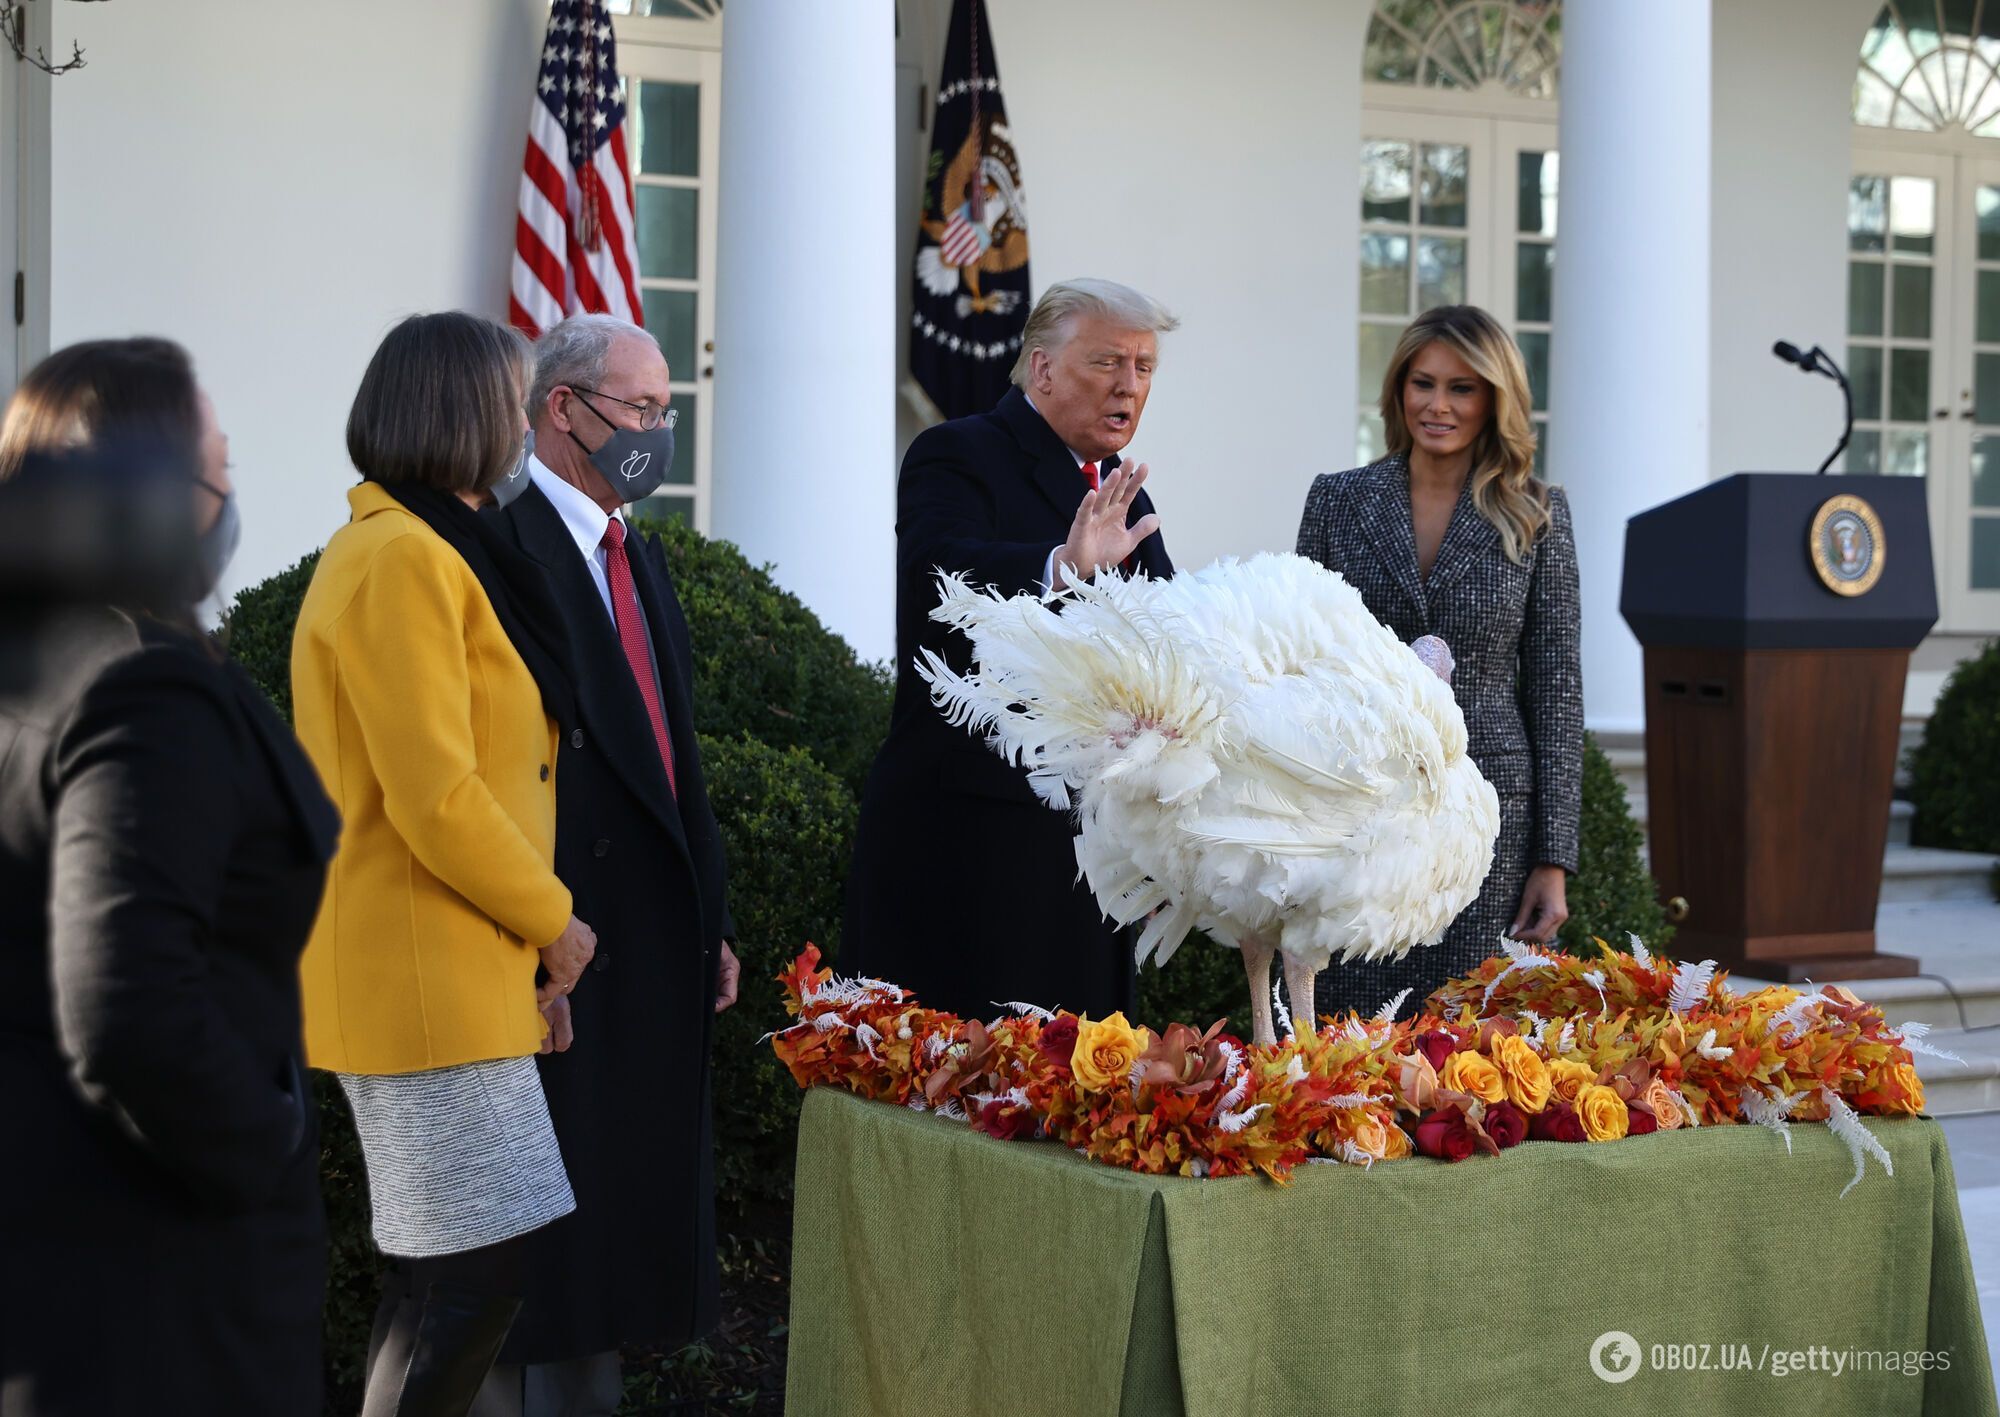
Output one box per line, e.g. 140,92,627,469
1546,1057,1597,1107
1576,1084,1630,1142
1881,1063,1924,1115
1347,1112,1402,1162
1639,1076,1685,1130
1071,1012,1145,1092
1439,1049,1505,1104
1396,1051,1441,1113
1491,1034,1552,1113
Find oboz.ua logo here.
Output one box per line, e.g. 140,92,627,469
1591,1331,1642,1383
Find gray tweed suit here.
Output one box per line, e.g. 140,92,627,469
1294,453,1583,1018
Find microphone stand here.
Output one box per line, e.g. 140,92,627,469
1805,347,1853,474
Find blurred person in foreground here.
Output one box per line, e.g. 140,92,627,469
292,312,595,1416
0,339,339,1414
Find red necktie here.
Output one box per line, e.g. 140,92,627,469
1080,460,1101,491
599,517,676,798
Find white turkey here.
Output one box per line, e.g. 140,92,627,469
916,552,1499,1047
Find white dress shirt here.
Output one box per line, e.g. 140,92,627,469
526,454,661,683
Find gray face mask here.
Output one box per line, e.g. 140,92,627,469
569,392,675,503
195,483,240,599
491,430,534,509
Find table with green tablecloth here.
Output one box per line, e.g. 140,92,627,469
783,1087,1995,1416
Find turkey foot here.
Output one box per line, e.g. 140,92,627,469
1282,950,1319,1040
1241,934,1276,1048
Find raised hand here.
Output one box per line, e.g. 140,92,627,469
1052,462,1161,591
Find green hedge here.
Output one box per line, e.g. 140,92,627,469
1137,734,1671,1030
1907,640,2000,860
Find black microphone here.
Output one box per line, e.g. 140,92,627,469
1771,339,1853,474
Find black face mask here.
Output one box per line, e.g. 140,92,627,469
568,391,676,503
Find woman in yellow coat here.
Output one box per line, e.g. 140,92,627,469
293,312,596,1416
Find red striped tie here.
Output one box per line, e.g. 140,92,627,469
1080,460,1101,491
600,517,676,798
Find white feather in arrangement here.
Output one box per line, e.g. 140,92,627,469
916,553,1500,1046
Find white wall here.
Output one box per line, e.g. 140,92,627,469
1709,0,1885,479
971,0,1373,576
43,0,546,607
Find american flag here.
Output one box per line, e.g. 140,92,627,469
510,0,643,338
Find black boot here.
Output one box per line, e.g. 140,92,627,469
359,1280,522,1417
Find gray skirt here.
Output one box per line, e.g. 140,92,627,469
337,1054,576,1258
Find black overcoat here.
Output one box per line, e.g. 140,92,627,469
0,608,339,1415
843,388,1173,1019
489,484,732,1362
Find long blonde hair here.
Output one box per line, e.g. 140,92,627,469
1379,305,1548,563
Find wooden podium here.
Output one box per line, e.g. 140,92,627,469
1620,474,1938,982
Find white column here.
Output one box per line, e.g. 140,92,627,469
1548,0,1713,735
712,1,896,664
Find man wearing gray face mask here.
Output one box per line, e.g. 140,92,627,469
478,314,738,1417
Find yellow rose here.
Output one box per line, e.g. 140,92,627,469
1546,1058,1597,1107
1639,1076,1685,1130
1492,1034,1553,1112
1882,1063,1924,1116
1071,1012,1145,1092
1346,1112,1400,1162
1577,1084,1630,1142
1380,1121,1413,1159
1439,1049,1505,1104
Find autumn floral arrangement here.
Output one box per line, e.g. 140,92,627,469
771,936,1952,1195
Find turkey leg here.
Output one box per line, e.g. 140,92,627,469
1282,950,1319,1040
1240,935,1276,1048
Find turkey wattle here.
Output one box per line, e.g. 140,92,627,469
917,551,1500,1047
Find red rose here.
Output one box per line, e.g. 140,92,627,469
1414,1108,1476,1162
1413,1030,1459,1071
1037,1015,1079,1073
1528,1103,1587,1143
973,1099,1036,1141
1483,1100,1528,1150
1626,1109,1659,1136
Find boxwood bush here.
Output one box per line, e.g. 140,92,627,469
1907,639,2000,863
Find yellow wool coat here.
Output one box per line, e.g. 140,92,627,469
294,482,571,1074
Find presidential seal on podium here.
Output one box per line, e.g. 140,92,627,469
1809,493,1886,596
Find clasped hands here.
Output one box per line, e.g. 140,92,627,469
534,915,740,1055
1050,462,1160,592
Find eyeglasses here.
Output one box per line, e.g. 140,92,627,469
569,386,677,432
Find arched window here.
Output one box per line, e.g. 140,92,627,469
1853,2,2000,134
1358,2,1561,468
1364,0,1561,97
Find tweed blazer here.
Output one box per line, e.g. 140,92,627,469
1295,453,1583,872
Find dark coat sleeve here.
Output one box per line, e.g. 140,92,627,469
1520,486,1584,872
1294,473,1343,571
46,647,307,1205
897,423,1061,599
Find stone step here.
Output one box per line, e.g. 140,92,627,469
1913,1026,2000,1116
1881,845,2000,903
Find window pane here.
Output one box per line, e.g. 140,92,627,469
628,491,694,527
1888,347,1931,422
1517,242,1554,322
1973,433,2000,507
1417,235,1466,309
1848,344,1885,419
1359,323,1402,404
1517,329,1550,412
1980,185,2000,261
1892,263,1933,338
635,186,698,280
1356,411,1386,467
1847,428,1882,473
1517,150,1558,236
1981,270,2000,344
1972,518,2000,588
1849,176,1887,252
1532,418,1548,477
1849,262,1885,337
1883,426,1929,476
1364,22,1420,84
1361,141,1413,223
1360,233,1411,316
1980,352,2000,423
665,391,695,485
1890,176,1936,254
1420,144,1468,227
635,81,699,178
641,288,698,376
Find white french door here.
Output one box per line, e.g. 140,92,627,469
1849,146,2000,633
1357,107,1558,472
613,30,721,532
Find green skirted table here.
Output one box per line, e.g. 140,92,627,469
785,1087,1995,1416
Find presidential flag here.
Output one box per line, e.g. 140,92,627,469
910,0,1031,421
510,0,642,338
